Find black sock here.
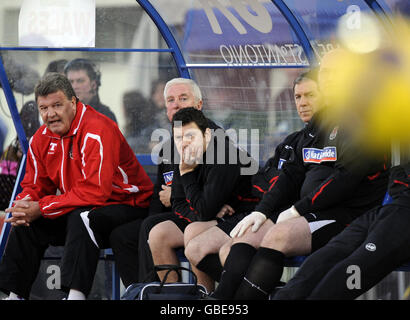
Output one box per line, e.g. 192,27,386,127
196,254,223,281
234,247,284,300
212,243,257,299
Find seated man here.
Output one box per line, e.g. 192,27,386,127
148,107,258,292
0,72,153,300
184,69,321,292
273,164,410,300
211,49,390,300
108,78,210,287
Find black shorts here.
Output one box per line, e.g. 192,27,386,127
216,212,249,235
302,207,355,252
151,212,191,233
153,212,249,237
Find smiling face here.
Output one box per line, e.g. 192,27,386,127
37,90,77,136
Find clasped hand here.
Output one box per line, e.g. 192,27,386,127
5,198,41,227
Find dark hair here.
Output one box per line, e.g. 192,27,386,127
34,72,77,103
44,59,68,76
292,69,318,92
64,58,101,87
172,107,208,134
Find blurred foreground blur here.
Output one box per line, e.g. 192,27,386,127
320,13,410,156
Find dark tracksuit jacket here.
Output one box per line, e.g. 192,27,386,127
274,163,410,300
148,119,221,216
251,128,305,200
138,119,247,282
171,133,258,223
255,108,390,224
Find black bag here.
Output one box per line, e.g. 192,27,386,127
121,264,207,300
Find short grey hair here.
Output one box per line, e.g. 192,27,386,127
35,72,77,103
163,78,202,104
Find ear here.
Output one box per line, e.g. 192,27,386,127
91,79,97,91
71,96,77,111
204,127,212,145
196,100,203,111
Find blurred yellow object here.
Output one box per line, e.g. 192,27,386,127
322,16,410,154
337,12,382,54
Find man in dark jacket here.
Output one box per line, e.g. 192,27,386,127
211,49,390,300
147,107,257,292
64,58,117,123
108,78,208,287
184,69,322,292
273,164,410,300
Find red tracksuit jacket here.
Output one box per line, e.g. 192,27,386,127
16,102,153,218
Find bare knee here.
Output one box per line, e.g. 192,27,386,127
184,236,204,266
184,221,217,246
262,224,294,254
149,222,174,250
219,239,233,266
184,222,205,247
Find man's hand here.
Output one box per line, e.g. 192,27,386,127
230,211,267,238
276,206,300,224
5,199,42,227
216,204,235,218
179,144,202,175
159,185,172,208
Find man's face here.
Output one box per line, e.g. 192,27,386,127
37,90,77,136
173,122,210,164
294,79,321,123
66,69,96,104
165,83,203,122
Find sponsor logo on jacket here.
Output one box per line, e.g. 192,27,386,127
48,142,58,154
278,158,286,169
302,147,337,163
163,171,174,186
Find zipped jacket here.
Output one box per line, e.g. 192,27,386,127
17,102,153,218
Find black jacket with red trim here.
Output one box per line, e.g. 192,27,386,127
148,119,222,216
251,129,304,199
171,132,258,223
387,163,410,208
255,108,390,222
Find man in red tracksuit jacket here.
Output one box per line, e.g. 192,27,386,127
0,72,153,300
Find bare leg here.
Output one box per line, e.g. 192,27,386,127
184,221,218,292
185,225,232,291
219,219,275,265
233,217,312,299
261,216,311,256
184,221,217,291
148,220,184,282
